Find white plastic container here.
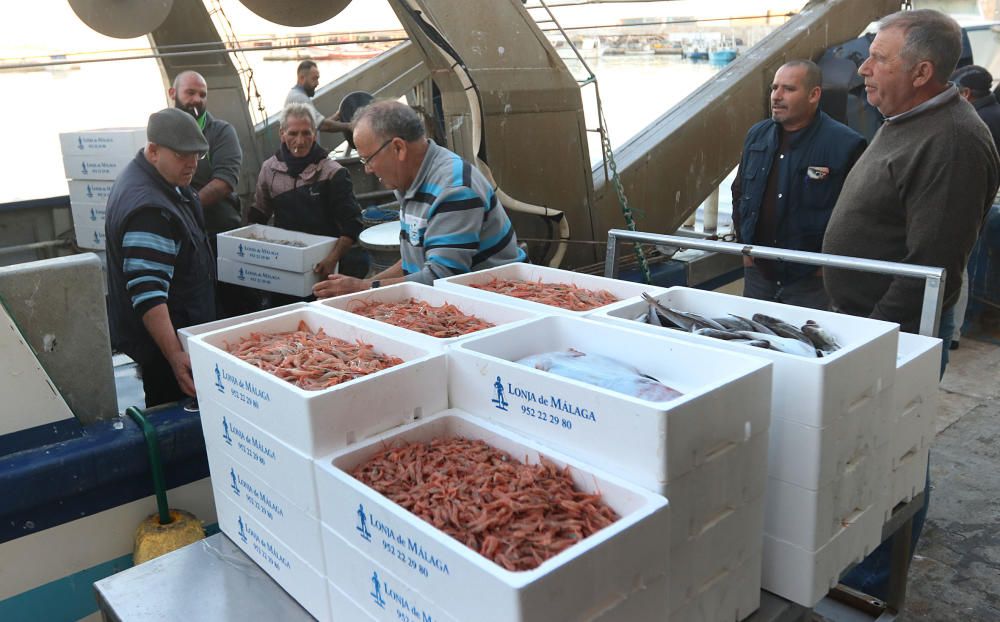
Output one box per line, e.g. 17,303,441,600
889,445,929,510
327,580,378,622
68,179,115,206
313,281,542,350
204,432,325,571
74,223,106,250
59,127,145,160
213,486,332,622
217,257,324,297
70,201,106,228
200,401,321,516
890,333,940,469
434,263,667,317
61,154,133,181
671,552,762,622
177,302,309,353
314,411,670,622
217,224,337,272
448,315,772,490
189,307,448,456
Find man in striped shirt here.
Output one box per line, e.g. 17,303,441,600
313,100,525,298
106,108,217,407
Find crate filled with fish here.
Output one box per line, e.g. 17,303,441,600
217,224,338,273
188,307,448,458
448,315,772,494
312,282,541,350
315,410,670,622
434,263,668,316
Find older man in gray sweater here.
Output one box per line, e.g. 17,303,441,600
823,9,999,602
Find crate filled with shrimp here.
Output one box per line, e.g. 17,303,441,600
312,282,542,350
217,224,338,273
447,315,772,492
188,307,448,458
315,410,670,622
434,263,667,317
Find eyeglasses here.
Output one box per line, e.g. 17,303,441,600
163,146,207,161
358,138,395,166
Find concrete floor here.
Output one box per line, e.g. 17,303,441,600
898,328,1000,621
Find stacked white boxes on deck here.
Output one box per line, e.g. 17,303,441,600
593,287,899,607
883,333,940,518
189,307,449,621
446,314,773,622
59,128,145,250
216,224,338,297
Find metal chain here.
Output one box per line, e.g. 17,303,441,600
596,99,653,284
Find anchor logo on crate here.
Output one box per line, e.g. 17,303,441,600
77,137,84,150
93,231,101,246
356,504,372,542
491,375,509,411
85,184,94,199
237,243,245,258
370,571,386,608
214,364,225,393
237,267,246,281
89,207,97,222
237,515,248,543
222,416,233,446
81,162,88,175
230,467,239,495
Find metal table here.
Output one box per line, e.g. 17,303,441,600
95,533,810,622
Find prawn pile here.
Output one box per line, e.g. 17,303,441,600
347,298,494,338
351,436,619,571
241,231,308,247
470,278,619,311
224,320,403,390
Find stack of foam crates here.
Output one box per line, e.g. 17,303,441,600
216,224,338,297
882,333,940,521
59,128,145,250
446,314,773,621
592,287,899,607
189,306,448,621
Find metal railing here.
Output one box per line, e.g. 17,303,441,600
604,230,947,337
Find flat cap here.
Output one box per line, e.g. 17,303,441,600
952,65,993,93
147,108,209,154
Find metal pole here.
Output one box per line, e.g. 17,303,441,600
604,230,946,337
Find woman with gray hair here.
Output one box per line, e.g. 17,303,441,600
249,103,368,304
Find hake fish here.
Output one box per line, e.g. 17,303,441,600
802,320,842,354
735,331,820,357
517,348,683,401
752,313,814,346
641,293,726,331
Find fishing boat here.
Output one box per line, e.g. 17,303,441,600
4,1,999,621
709,48,738,64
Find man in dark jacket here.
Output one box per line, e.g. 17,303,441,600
732,60,866,309
105,108,216,407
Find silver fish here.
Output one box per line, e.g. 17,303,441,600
641,293,726,331
752,313,813,346
694,327,749,340
731,313,776,335
802,320,841,353
715,315,752,331
735,331,819,357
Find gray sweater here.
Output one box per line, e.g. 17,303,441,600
822,87,999,333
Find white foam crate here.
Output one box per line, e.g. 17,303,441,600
762,501,881,607
889,444,929,512
205,433,324,571
74,222,106,250
322,526,461,622
891,333,941,465
189,306,448,456
200,400,322,516
315,410,670,622
327,580,381,622
59,127,145,160
218,224,337,272
62,154,133,181
178,302,309,353
70,201,106,228
764,447,879,551
593,287,898,485
312,281,543,351
434,262,667,317
217,257,323,297
670,552,762,622
592,572,670,622
214,486,332,621
68,179,114,206
448,315,772,488
670,493,764,611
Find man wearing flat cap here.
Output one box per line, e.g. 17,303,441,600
105,107,217,407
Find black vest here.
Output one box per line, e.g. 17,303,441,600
105,151,217,364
